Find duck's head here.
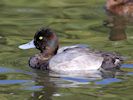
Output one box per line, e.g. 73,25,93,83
19,28,59,55
34,28,59,54
19,28,59,69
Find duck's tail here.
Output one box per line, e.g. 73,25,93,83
101,52,125,70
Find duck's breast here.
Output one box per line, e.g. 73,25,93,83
49,48,103,74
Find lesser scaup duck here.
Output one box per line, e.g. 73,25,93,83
19,28,123,74
105,0,133,16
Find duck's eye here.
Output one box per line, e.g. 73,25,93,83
39,36,43,40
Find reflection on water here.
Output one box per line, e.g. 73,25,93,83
0,80,32,85
122,64,133,68
104,16,127,41
0,64,132,99
104,15,133,41
95,78,122,85
24,68,125,99
0,67,32,75
104,0,133,41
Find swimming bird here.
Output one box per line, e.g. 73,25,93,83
19,28,123,74
105,0,133,16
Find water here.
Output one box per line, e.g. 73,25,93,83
0,0,133,100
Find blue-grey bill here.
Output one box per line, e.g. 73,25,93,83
19,40,35,49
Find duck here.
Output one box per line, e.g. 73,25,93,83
105,0,133,16
19,28,123,74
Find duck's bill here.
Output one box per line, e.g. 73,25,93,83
19,40,35,50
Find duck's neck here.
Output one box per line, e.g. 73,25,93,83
41,45,59,57
41,33,59,58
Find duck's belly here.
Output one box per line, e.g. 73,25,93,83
49,49,103,74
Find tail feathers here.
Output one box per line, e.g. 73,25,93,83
101,52,124,70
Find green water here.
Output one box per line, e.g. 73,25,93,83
0,0,133,100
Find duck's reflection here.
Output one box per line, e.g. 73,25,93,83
28,69,124,100
103,14,133,41
104,16,127,41
104,0,133,41
29,70,57,100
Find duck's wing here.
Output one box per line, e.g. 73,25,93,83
57,44,89,54
49,48,103,73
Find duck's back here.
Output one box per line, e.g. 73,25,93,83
49,46,103,74
106,0,133,16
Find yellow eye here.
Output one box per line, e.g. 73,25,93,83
39,36,43,40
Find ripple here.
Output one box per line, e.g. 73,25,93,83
0,66,32,75
0,80,32,85
95,78,122,85
61,77,90,83
23,86,44,91
0,67,16,73
127,72,133,75
121,64,133,68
